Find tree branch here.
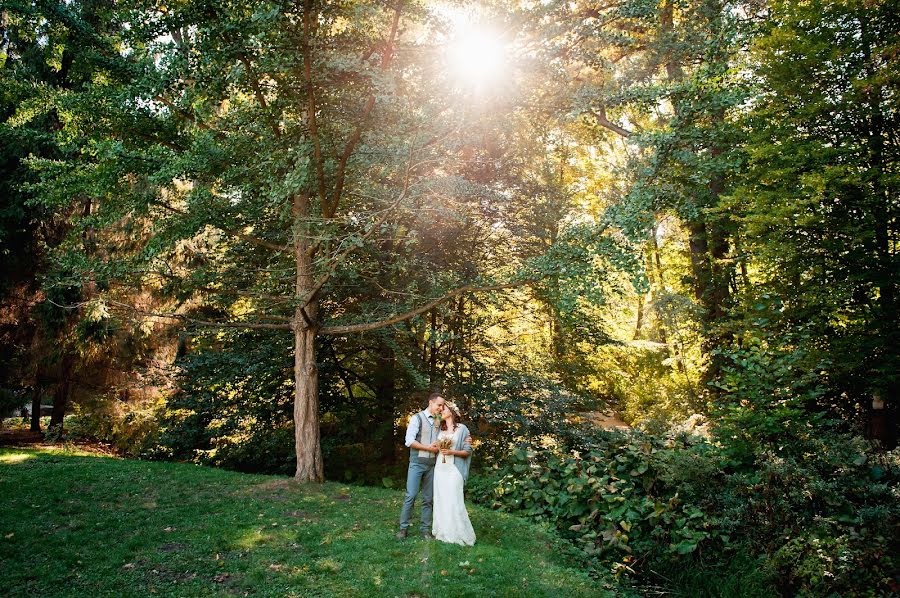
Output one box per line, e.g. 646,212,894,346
300,143,415,310
325,3,403,218
319,281,529,335
589,106,633,138
105,300,293,330
302,0,328,209
237,50,281,138
154,94,217,134
151,199,288,252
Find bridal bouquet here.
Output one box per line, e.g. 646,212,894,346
437,437,453,463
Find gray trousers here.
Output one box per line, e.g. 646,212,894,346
399,459,435,531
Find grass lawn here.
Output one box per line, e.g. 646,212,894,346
0,447,616,597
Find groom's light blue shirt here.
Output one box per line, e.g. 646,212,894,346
404,410,434,447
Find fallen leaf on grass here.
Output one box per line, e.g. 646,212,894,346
122,563,136,570
4,533,13,539
213,573,231,583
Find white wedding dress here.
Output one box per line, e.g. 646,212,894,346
432,428,476,546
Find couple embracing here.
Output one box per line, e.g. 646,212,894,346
396,393,476,545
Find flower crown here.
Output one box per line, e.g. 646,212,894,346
444,400,462,419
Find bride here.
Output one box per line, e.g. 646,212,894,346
432,401,476,546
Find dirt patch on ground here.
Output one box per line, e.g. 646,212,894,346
582,411,631,430
0,429,44,446
250,479,293,492
232,477,313,501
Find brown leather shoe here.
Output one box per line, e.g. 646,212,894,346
395,528,408,539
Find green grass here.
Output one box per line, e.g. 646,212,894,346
0,447,616,597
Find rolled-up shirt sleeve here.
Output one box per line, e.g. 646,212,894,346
404,413,421,448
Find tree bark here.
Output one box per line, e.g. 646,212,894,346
373,339,397,464
687,218,712,305
48,355,74,433
30,383,42,433
633,294,645,341
293,321,322,481
293,192,323,482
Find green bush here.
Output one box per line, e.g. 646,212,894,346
65,401,160,457
472,430,731,577
151,329,296,474
472,426,899,596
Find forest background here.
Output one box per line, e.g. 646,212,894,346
1,0,897,595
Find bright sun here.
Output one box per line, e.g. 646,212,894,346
448,24,507,89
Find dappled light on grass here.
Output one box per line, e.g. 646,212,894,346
0,452,34,464
1,447,607,597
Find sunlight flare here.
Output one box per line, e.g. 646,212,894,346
447,24,507,89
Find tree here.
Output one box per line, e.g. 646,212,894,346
16,0,600,481
534,0,750,389
725,0,899,433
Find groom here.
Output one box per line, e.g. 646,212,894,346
396,392,471,539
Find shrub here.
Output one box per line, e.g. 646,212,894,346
65,399,160,456
472,426,899,596
472,430,731,578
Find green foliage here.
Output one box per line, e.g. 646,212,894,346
723,0,900,417
711,325,834,464
590,341,703,429
65,404,159,458
473,424,899,596
154,329,295,474
473,430,729,577
458,366,596,464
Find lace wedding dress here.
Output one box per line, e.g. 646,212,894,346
432,428,476,546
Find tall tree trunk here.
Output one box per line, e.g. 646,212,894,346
687,218,713,305
649,226,689,373
647,232,668,345
373,339,397,464
661,0,733,386
704,139,733,385
30,382,42,433
428,308,438,383
294,322,322,481
633,294,645,341
48,355,74,433
687,217,724,385
293,192,323,482
862,27,898,439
